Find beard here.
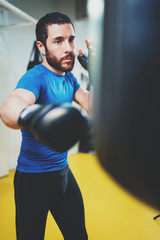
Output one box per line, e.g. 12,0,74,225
45,47,75,73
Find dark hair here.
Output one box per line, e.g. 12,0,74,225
36,12,74,46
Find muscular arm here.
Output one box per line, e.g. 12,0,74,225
74,85,94,115
0,89,36,129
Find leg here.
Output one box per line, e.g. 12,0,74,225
49,166,88,240
14,170,48,240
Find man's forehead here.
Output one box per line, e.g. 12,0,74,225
47,23,75,37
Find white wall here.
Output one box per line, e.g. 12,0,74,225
0,6,37,171
0,55,10,176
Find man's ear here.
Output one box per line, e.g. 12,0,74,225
36,41,46,56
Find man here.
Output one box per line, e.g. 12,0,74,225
0,12,93,240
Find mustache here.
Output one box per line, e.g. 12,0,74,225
61,53,75,61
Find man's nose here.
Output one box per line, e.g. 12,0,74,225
64,41,73,52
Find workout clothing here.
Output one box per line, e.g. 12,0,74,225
14,165,88,240
15,64,80,173
14,64,88,240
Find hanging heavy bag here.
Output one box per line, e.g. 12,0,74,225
27,41,42,71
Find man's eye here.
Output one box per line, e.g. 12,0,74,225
55,40,61,44
69,38,75,43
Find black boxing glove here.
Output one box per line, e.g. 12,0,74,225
18,103,89,152
18,104,43,132
77,54,88,71
77,53,95,86
77,41,96,85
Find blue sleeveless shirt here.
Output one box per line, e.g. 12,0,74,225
15,64,80,173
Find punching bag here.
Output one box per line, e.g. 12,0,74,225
94,0,160,210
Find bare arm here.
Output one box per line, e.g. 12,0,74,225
0,89,36,129
74,85,94,116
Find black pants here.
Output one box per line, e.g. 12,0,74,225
14,165,88,240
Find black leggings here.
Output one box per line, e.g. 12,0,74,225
14,165,88,240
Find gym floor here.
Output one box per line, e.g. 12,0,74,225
0,153,160,240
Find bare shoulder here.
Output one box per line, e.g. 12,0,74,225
10,88,36,104
11,88,36,99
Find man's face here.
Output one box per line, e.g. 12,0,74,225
45,23,76,74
